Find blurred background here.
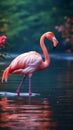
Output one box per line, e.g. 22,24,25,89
0,0,73,54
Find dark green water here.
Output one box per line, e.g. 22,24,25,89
0,53,73,130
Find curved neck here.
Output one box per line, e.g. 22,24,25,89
40,34,50,66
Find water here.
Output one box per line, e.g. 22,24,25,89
0,53,73,130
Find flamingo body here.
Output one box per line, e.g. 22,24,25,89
2,51,44,82
2,32,58,96
8,51,43,75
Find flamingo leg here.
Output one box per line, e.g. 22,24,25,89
16,76,26,96
28,74,32,96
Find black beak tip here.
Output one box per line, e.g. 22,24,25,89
53,46,56,50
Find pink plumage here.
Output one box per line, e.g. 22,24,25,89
2,32,58,96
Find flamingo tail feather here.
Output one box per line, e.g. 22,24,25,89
2,67,10,82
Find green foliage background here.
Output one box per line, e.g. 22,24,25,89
0,0,73,52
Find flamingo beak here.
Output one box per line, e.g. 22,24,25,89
52,36,58,50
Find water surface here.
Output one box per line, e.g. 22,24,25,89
0,53,73,130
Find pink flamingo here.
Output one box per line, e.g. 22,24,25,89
2,32,58,96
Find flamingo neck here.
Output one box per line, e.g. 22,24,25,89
40,34,50,67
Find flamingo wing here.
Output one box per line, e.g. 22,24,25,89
9,51,43,75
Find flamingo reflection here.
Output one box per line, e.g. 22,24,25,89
0,97,57,130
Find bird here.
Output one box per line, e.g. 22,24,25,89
2,32,58,96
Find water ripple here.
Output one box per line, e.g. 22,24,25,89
0,92,40,97
0,96,57,130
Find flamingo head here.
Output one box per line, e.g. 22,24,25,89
45,32,59,49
